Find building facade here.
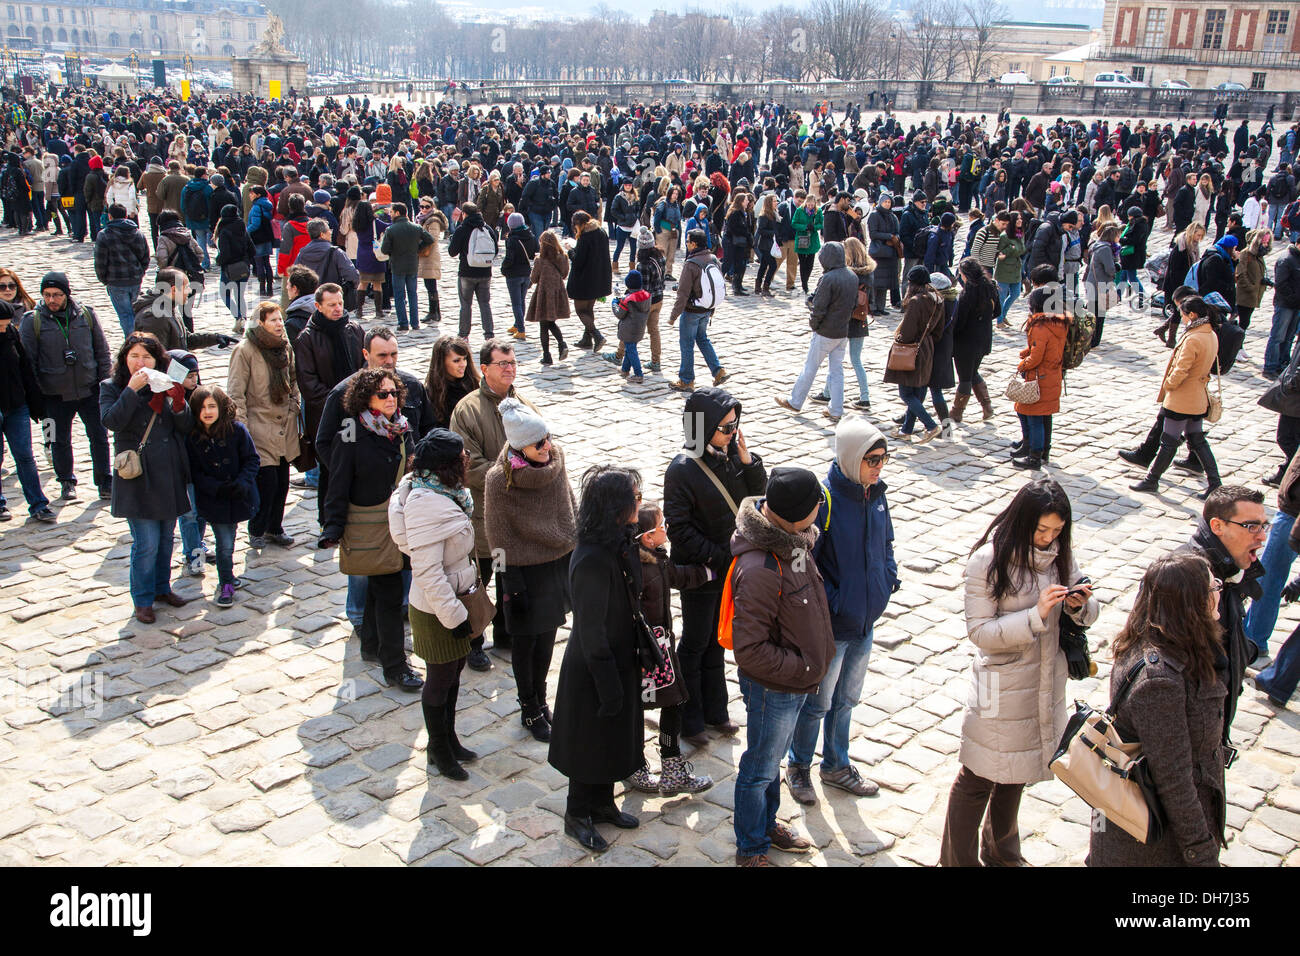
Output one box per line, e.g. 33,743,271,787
1093,0,1300,88
3,0,266,58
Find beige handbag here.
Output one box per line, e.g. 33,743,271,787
1050,653,1167,845
1205,356,1223,424
112,411,158,480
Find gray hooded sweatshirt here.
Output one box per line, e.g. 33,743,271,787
808,241,859,339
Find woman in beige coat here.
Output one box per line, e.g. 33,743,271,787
416,198,449,325
1130,295,1221,497
226,302,301,549
940,478,1098,866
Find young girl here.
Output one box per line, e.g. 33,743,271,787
186,385,260,607
612,270,650,384
626,501,714,797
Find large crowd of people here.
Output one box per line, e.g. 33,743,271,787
1,81,1298,866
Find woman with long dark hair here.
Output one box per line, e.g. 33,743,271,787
351,200,387,321
951,257,1001,423
940,478,1098,866
99,332,195,623
549,465,645,854
389,429,481,781
1089,552,1226,867
424,335,480,430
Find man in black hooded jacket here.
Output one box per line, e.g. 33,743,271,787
663,387,767,745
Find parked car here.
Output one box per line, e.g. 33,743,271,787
1093,72,1148,88
1159,79,1192,89
999,71,1034,84
1215,81,1247,91
1044,75,1080,86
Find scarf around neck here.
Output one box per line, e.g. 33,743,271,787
360,409,410,442
412,471,473,518
247,324,294,406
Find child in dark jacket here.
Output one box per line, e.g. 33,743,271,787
185,385,260,607
628,501,715,797
613,269,651,383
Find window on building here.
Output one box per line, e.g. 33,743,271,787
24,6,31,20
1049,65,1057,78
40,6,46,20
1064,66,1071,77
150,14,157,29
1143,8,1166,47
1130,66,1145,81
195,18,204,31
6,6,14,20
220,19,230,37
55,8,60,22
1008,62,1021,72
1203,9,1226,49
1263,10,1290,50
247,23,257,40
1252,71,1267,90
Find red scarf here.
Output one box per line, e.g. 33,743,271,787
148,383,186,414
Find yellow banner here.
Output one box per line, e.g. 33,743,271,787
269,80,281,101
181,79,190,101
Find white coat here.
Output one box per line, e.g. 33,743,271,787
388,478,477,628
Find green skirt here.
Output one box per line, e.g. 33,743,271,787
410,605,471,665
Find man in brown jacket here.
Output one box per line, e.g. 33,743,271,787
449,338,542,671
729,467,835,867
155,160,188,221
137,156,167,247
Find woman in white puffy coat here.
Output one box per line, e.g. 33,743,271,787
939,477,1098,866
388,428,483,782
104,168,139,219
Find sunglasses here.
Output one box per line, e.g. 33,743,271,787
374,389,399,399
0,283,15,290
532,435,551,451
716,422,739,434
863,453,890,468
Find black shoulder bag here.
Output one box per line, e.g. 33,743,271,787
619,563,688,711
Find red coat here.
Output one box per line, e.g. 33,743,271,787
1015,313,1068,416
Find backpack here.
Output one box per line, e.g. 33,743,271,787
691,259,727,311
912,224,936,260
1183,259,1201,292
1061,301,1097,372
168,242,206,285
1269,172,1291,202
1217,318,1246,374
465,225,497,268
183,185,208,223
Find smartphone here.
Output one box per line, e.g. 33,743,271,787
1066,580,1096,596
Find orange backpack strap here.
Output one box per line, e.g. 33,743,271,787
717,553,781,651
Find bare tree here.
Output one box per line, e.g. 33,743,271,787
960,0,1008,82
806,0,885,81
906,0,964,82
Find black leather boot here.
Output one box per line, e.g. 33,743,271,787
1188,433,1222,500
445,683,477,763
1119,419,1162,467
520,696,551,742
424,703,468,780
1131,435,1180,493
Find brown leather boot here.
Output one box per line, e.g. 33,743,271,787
972,380,995,420
950,392,970,424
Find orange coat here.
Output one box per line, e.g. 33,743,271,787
1015,313,1068,416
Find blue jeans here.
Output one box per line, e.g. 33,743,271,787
1271,201,1286,239
211,522,237,586
997,281,1020,324
106,283,140,337
1018,412,1047,454
1117,268,1144,298
0,404,49,512
621,341,642,377
734,674,806,857
1244,511,1297,653
1264,305,1300,376
505,274,529,328
677,310,721,385
847,336,869,401
441,203,458,237
347,571,412,629
187,221,212,269
789,632,874,771
126,517,177,607
221,278,247,322
179,483,208,565
898,384,937,433
392,272,420,329
1256,624,1300,703
790,332,846,416
527,211,548,240
611,226,638,267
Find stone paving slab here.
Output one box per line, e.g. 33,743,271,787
1,194,1298,867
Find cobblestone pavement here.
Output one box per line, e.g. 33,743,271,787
1,200,1298,867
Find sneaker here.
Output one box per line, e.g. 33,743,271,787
767,821,813,853
466,647,493,672
625,764,661,794
30,507,56,523
59,481,77,501
669,380,695,392
290,475,317,489
249,535,267,549
627,374,644,384
712,367,730,386
916,425,942,444
186,554,205,576
736,852,774,867
659,755,713,796
888,427,912,441
820,764,879,797
600,351,621,364
0,505,10,522
619,368,630,379
892,413,906,424
214,583,235,607
851,399,871,411
267,533,295,548
231,577,245,590
809,392,830,404
823,410,841,424
647,362,661,372
775,397,799,413
784,765,818,805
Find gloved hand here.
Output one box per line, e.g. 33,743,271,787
1283,575,1300,604
450,620,473,640
216,334,239,348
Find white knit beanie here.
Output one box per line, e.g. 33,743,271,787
500,397,548,450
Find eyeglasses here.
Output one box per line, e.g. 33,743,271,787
374,389,399,399
716,422,739,434
1223,519,1272,534
863,453,890,468
488,360,518,369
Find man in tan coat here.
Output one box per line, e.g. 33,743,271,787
137,156,167,246
449,338,541,671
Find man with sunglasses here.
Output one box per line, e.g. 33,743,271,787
785,417,897,806
1176,485,1267,761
